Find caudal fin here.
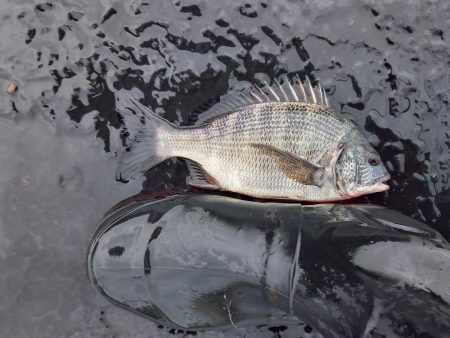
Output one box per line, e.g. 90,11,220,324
115,92,173,181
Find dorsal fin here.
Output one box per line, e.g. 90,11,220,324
187,97,220,125
192,75,331,126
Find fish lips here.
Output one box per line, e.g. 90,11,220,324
372,181,390,193
366,173,391,193
348,174,391,197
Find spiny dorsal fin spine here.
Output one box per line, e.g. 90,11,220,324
318,83,323,105
264,80,280,101
282,76,295,101
284,75,299,101
305,76,317,104
296,74,308,102
249,89,263,102
256,86,270,100
274,78,289,101
191,74,331,125
323,88,329,106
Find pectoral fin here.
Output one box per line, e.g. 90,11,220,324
251,144,326,187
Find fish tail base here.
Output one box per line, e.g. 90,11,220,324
115,93,173,181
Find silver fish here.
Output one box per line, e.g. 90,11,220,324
116,76,390,201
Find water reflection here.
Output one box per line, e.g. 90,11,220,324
87,194,450,337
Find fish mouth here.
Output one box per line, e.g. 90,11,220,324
375,173,391,184
371,181,390,193
348,174,391,197
366,173,391,193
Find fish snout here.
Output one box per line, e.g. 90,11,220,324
375,173,391,183
371,164,390,182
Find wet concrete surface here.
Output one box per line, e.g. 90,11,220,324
0,0,449,337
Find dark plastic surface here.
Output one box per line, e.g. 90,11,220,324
87,195,450,337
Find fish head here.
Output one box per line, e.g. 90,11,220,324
336,130,390,198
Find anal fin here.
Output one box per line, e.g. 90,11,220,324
185,160,221,190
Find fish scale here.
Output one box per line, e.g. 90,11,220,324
161,102,353,200
116,77,390,201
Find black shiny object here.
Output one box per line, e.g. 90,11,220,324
87,195,450,337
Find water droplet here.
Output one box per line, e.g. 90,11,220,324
431,172,438,182
21,176,32,186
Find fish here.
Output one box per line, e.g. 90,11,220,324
115,75,390,202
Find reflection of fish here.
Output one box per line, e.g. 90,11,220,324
116,76,390,201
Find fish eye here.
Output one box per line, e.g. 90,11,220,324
368,158,379,166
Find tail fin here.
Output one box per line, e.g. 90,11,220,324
115,92,173,181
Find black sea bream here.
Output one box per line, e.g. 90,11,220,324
116,76,390,201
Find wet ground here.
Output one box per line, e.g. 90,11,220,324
0,0,449,337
